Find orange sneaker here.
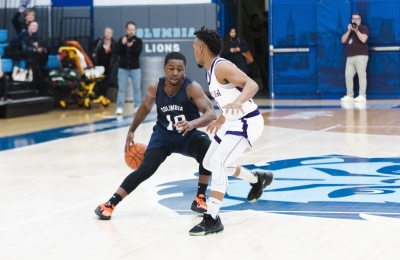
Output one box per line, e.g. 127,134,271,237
191,194,208,213
95,202,115,220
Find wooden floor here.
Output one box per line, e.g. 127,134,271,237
1,99,400,259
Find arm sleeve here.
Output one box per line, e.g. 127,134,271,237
220,45,231,58
11,12,22,32
130,38,142,56
116,38,125,55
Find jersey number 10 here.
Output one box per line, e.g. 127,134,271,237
166,114,187,131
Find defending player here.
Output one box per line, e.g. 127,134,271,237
189,27,274,236
95,52,216,220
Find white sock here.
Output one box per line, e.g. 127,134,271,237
207,197,222,219
237,167,258,184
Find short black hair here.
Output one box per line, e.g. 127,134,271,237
352,12,361,18
126,21,136,28
194,26,223,56
164,52,186,66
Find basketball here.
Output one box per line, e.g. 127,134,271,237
124,143,147,170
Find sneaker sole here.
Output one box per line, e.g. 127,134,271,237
94,206,112,220
189,226,224,236
248,173,274,203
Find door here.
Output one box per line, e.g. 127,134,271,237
269,0,318,99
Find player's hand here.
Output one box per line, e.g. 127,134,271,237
125,131,135,153
222,101,244,116
174,120,194,136
122,37,127,45
206,120,222,135
347,24,352,31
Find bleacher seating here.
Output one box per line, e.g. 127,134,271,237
0,29,53,118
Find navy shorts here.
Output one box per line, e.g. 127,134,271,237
147,124,207,158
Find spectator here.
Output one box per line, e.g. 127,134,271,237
9,21,48,83
244,14,269,93
11,8,35,35
92,27,118,99
220,27,250,75
115,21,143,115
341,12,369,102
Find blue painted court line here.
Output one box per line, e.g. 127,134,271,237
0,114,156,151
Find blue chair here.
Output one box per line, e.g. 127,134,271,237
46,54,59,69
1,58,13,73
0,43,8,56
0,30,7,43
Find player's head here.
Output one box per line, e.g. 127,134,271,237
164,52,186,86
193,26,223,68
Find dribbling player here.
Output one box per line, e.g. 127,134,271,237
189,27,273,236
95,52,216,220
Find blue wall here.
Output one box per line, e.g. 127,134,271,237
269,0,400,99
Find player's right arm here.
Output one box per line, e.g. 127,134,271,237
124,82,157,153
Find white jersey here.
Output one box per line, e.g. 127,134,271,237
207,57,258,121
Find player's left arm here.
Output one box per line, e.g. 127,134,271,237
174,81,216,136
215,61,259,115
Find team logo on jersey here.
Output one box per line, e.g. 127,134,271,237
156,155,400,220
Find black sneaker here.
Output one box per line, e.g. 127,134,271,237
247,171,274,202
191,194,208,214
189,213,224,236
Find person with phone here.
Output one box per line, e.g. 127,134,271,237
115,21,143,115
341,12,370,103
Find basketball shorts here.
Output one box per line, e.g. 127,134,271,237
147,124,208,158
214,109,264,151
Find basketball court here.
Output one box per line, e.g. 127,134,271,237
1,99,400,259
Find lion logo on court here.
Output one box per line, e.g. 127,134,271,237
156,155,400,220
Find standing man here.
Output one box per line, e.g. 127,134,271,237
244,14,269,93
115,22,143,115
341,12,369,102
190,27,273,236
95,52,217,220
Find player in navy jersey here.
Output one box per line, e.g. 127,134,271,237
95,52,217,220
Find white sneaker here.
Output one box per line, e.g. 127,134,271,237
115,108,123,115
354,96,367,102
340,95,354,102
133,107,139,114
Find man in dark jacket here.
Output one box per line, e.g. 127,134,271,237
115,21,143,115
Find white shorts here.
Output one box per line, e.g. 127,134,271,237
214,113,264,152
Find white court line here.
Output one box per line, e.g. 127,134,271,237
248,125,338,155
337,126,400,128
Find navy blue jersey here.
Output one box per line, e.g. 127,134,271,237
156,77,200,133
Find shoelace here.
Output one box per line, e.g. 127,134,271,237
101,203,114,212
196,195,208,208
